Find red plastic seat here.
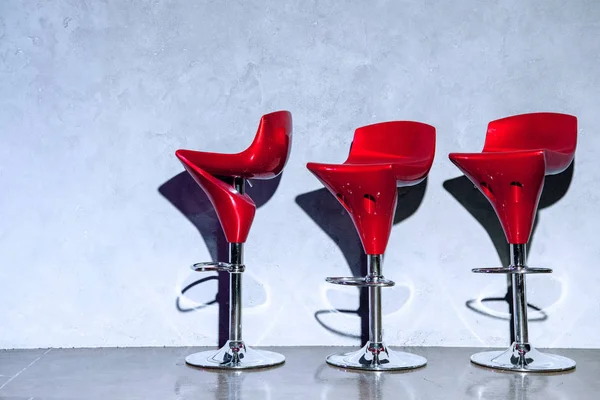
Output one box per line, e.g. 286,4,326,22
307,121,436,255
176,111,293,243
449,112,577,244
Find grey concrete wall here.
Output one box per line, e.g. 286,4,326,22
1,0,599,348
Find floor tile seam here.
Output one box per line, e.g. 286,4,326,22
0,348,52,391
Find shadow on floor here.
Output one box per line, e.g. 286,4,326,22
159,171,282,346
444,162,574,342
296,178,428,344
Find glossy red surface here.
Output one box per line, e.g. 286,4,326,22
307,121,436,255
178,162,256,243
176,111,293,243
176,111,293,180
449,112,577,244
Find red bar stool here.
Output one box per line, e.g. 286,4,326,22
175,111,292,369
307,121,435,371
449,112,577,372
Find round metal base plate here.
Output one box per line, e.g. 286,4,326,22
186,340,285,370
470,343,575,373
326,342,427,371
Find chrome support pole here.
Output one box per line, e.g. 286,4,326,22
368,254,383,344
229,242,243,342
229,177,245,343
510,244,529,346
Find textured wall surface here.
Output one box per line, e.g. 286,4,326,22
1,0,599,349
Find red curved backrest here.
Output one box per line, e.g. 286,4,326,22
243,110,293,179
347,121,436,163
483,113,577,173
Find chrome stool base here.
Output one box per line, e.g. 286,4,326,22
326,341,427,371
470,342,576,373
186,340,285,370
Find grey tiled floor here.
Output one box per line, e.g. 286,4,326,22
0,346,597,399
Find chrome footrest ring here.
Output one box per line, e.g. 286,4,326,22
191,262,245,273
326,276,395,287
472,266,552,274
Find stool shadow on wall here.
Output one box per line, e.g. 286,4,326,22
159,172,282,346
443,162,574,343
296,178,428,344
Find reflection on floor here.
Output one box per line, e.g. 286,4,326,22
0,346,598,399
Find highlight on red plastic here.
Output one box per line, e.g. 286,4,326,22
449,112,577,244
176,111,293,243
176,110,293,180
307,121,436,255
